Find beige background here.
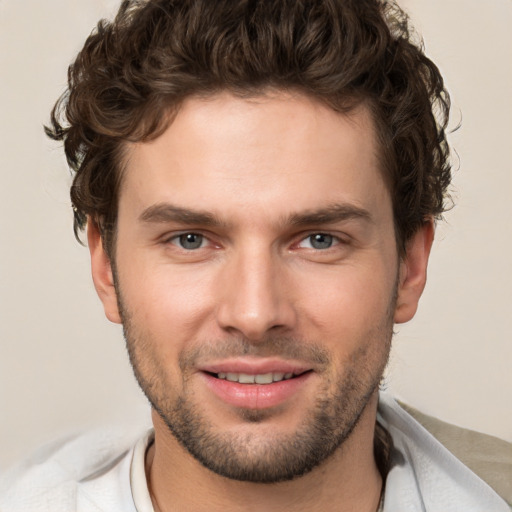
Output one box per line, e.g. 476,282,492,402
0,0,511,471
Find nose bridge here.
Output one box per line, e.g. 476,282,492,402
216,241,295,340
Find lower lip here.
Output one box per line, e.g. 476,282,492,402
200,372,313,410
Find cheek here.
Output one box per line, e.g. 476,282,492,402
296,263,396,345
116,255,218,349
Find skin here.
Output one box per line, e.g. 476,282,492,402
89,91,433,511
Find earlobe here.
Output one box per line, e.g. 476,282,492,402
87,219,122,324
394,220,435,324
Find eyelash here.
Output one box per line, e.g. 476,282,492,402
165,231,347,252
167,232,209,250
296,233,342,250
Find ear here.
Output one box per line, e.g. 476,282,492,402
394,220,435,324
87,219,122,324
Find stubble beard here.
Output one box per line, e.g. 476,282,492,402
159,349,387,483
116,280,396,484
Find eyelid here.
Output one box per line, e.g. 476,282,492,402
162,230,207,245
164,228,231,253
160,230,349,250
162,228,205,240
294,231,348,249
171,232,208,249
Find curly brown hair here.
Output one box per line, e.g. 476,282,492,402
46,0,451,259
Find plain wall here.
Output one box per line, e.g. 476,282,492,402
1,0,511,471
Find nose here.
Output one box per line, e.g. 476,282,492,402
215,245,297,341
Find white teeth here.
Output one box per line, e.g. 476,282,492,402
238,373,256,384
255,373,273,384
216,372,296,384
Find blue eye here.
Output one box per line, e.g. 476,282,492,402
175,233,205,250
310,234,334,249
300,234,335,250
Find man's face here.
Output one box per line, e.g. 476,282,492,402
91,92,428,482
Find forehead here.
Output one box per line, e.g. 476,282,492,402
119,91,390,225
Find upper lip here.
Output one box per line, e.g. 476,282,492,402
199,358,313,376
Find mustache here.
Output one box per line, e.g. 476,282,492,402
178,335,330,371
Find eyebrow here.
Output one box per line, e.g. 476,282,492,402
139,203,227,227
287,203,373,226
139,202,373,228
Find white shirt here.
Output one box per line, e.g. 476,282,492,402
0,394,509,511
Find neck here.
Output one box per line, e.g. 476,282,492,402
147,393,383,512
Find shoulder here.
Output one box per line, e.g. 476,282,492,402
378,393,512,511
0,425,147,512
398,399,512,507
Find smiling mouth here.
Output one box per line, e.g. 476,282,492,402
207,370,311,384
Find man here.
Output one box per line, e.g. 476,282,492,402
0,0,509,510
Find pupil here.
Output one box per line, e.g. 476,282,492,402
311,234,332,249
180,233,203,249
